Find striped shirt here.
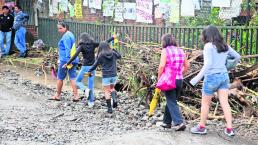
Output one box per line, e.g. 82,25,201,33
165,46,185,79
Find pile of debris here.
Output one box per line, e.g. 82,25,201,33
26,39,46,57
41,47,59,70
35,37,258,120
116,37,258,121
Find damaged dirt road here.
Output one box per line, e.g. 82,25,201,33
0,65,257,145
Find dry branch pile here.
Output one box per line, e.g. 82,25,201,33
36,38,258,120
33,38,257,139
116,38,258,121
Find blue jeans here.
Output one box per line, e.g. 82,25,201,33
0,31,12,55
14,27,27,54
163,79,184,125
76,66,95,102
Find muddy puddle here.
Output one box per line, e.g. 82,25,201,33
0,65,71,90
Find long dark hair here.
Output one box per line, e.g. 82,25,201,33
202,25,228,53
161,34,177,48
79,32,94,44
97,41,112,57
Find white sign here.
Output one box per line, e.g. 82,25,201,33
155,6,163,19
49,0,53,17
59,0,68,12
83,0,88,6
52,0,58,14
114,2,124,22
212,0,231,7
136,0,153,23
88,0,102,9
154,0,160,5
94,0,102,9
170,0,180,23
181,0,195,17
193,0,200,10
103,0,115,17
89,0,94,8
124,3,136,20
219,0,242,19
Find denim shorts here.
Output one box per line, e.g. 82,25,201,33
57,61,77,80
202,73,229,96
102,76,117,86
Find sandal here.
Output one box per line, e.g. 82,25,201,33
175,123,186,131
72,99,80,102
48,98,61,101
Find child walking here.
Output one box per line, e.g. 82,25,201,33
190,25,241,136
87,41,121,113
63,33,115,107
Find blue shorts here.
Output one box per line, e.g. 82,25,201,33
202,73,229,96
57,61,77,80
102,76,117,86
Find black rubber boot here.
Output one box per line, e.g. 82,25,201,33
111,91,118,108
106,99,112,113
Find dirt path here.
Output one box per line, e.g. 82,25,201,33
0,65,257,145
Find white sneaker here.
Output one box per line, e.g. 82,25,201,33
88,101,94,108
84,88,90,99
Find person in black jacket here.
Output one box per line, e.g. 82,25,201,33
0,6,14,56
87,41,121,113
63,33,115,108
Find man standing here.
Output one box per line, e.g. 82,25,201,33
12,5,28,57
0,6,14,56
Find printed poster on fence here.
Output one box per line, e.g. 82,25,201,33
157,0,171,20
160,0,170,3
212,0,231,8
170,0,180,23
49,0,54,17
83,0,88,6
159,0,171,14
136,0,153,23
193,0,200,10
59,0,68,12
94,0,102,9
75,0,83,18
103,0,115,17
89,0,94,8
219,0,242,19
52,0,58,14
114,2,124,22
181,0,195,17
154,0,160,5
124,3,136,20
68,2,75,17
155,6,162,19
